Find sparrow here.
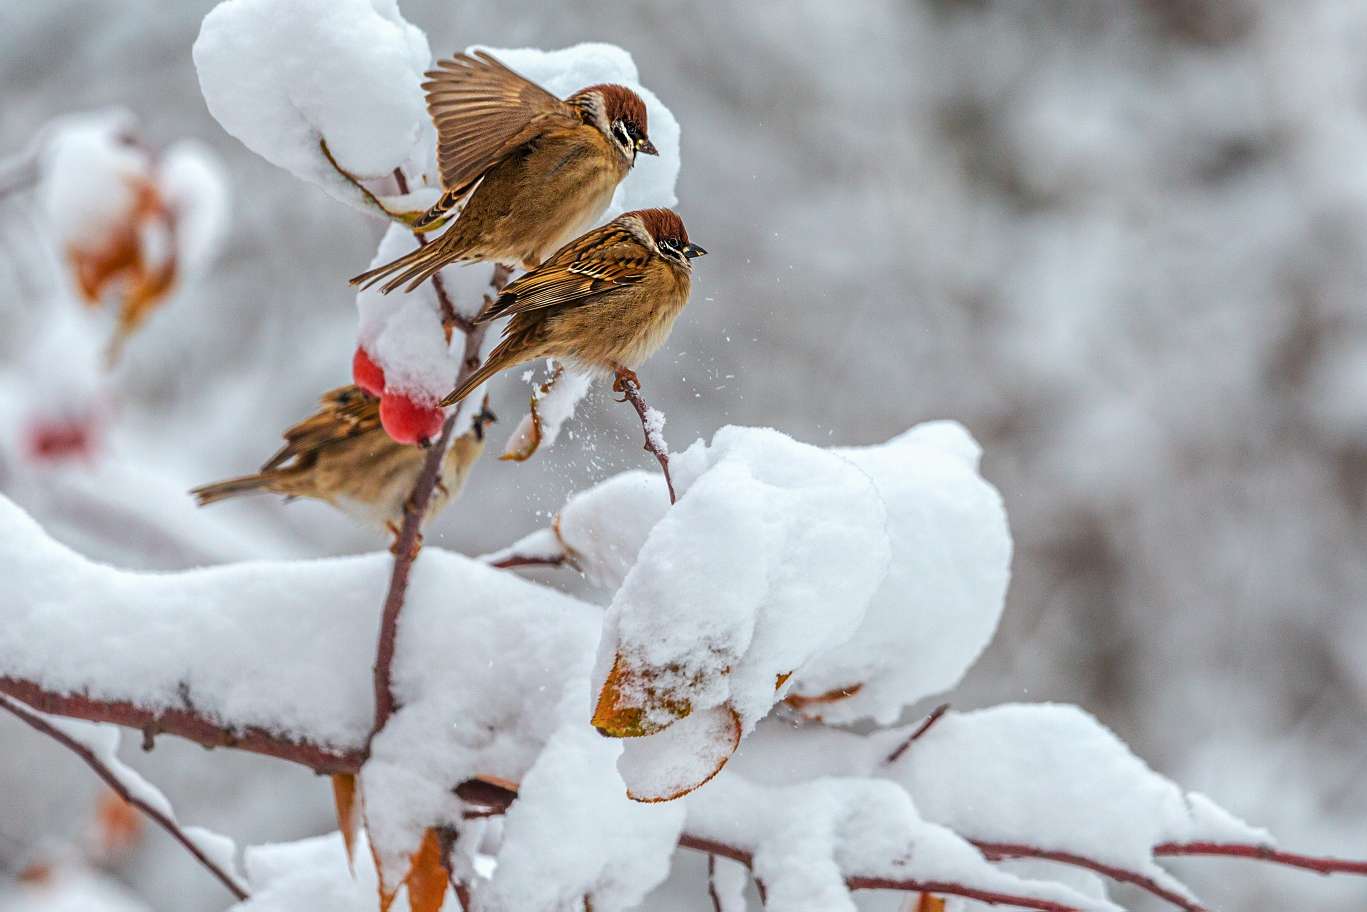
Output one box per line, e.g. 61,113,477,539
350,51,658,293
190,385,493,533
440,207,705,407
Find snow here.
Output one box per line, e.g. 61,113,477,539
193,0,431,212
709,856,749,912
234,832,373,912
0,865,153,912
500,364,594,460
884,704,1271,890
790,421,1012,724
157,140,230,277
35,110,147,252
553,469,671,588
683,770,1113,912
596,426,890,794
479,715,684,911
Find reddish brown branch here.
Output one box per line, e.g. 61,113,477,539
1154,841,1367,876
0,676,361,774
391,168,474,336
884,703,950,765
974,841,1204,912
369,267,500,746
486,552,569,571
613,370,676,504
0,694,248,901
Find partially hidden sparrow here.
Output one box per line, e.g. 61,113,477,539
190,385,493,533
350,51,658,293
441,208,705,407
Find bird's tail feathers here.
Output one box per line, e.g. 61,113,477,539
190,474,273,506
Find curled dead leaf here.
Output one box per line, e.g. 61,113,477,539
592,653,695,738
783,682,863,718
622,704,742,803
331,773,360,873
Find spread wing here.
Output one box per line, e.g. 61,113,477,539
476,224,652,322
423,51,569,193
261,385,382,471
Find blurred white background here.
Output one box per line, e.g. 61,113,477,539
2,1,1365,909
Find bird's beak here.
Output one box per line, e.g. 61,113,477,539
636,137,659,156
682,243,707,259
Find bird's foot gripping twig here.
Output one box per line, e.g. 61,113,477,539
613,369,676,505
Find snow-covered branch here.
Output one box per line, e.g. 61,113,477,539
0,693,248,900
613,369,676,504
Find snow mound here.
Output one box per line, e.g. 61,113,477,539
790,420,1012,723
593,426,891,799
193,0,431,211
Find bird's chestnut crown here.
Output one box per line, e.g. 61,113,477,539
633,208,707,264
573,84,658,159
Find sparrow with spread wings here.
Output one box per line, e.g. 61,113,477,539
350,51,658,293
441,207,705,407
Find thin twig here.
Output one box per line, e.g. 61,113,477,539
487,553,569,571
975,841,1205,912
1154,841,1367,876
0,694,248,901
708,854,723,912
884,703,951,765
368,267,500,748
391,168,474,336
613,370,676,504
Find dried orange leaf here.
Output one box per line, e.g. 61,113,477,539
499,395,543,461
406,828,449,912
94,789,143,856
774,671,793,691
916,894,946,912
592,653,693,738
784,682,863,716
331,773,360,872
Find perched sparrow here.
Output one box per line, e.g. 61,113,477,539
190,385,493,533
350,51,658,293
441,208,705,407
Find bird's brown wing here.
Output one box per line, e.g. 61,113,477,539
260,385,382,471
424,51,570,194
477,224,652,322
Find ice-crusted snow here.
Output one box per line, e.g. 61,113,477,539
791,421,1012,723
597,426,891,793
194,0,431,212
884,704,1272,890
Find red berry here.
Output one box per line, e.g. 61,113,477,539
26,418,97,463
352,346,386,396
380,391,444,445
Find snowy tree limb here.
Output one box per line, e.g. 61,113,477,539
391,167,473,337
0,693,249,901
1153,841,1367,876
883,702,950,765
368,264,505,745
613,369,677,504
974,841,1205,912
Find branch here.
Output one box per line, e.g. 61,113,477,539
486,553,569,571
884,703,950,765
391,168,473,337
613,370,676,504
368,266,502,746
1154,841,1367,876
0,676,361,774
7,680,1367,906
974,841,1204,912
0,693,248,901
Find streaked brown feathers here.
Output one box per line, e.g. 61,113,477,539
423,51,566,192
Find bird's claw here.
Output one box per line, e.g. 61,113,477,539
612,368,640,394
